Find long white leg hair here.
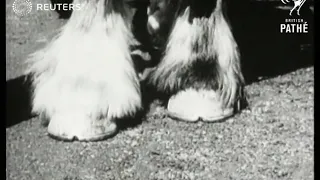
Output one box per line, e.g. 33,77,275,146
146,0,246,122
26,0,142,141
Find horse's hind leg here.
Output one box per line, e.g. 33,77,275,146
297,0,307,15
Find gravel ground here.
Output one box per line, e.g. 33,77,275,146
6,0,314,179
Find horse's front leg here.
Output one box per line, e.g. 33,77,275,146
296,0,307,16
289,6,296,16
27,0,143,141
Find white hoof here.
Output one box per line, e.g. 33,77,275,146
167,89,234,122
47,114,117,141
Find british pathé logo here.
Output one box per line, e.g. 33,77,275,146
280,0,309,33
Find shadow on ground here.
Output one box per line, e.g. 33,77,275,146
6,0,314,129
6,75,35,128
